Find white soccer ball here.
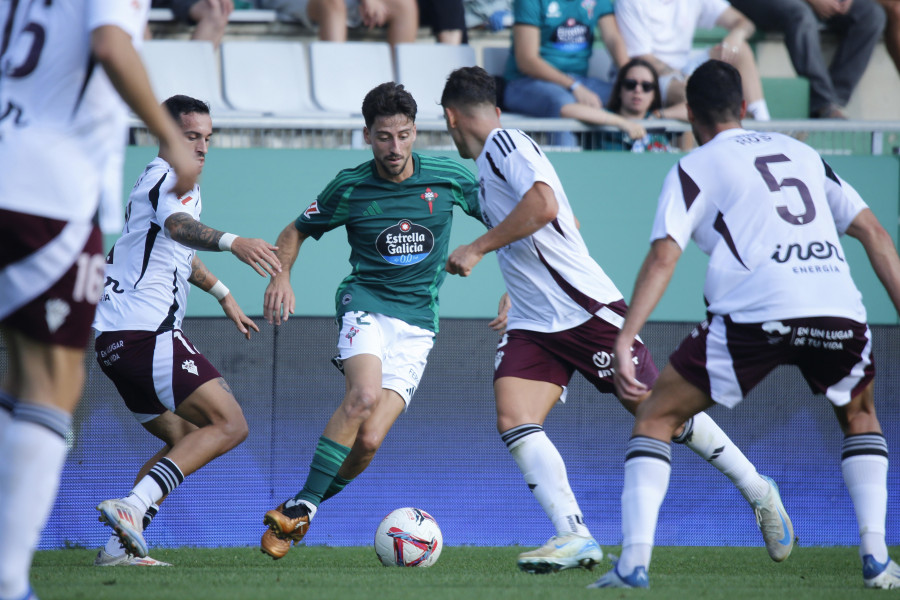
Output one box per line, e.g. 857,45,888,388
373,507,443,567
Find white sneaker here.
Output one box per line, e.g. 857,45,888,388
94,548,172,567
588,564,650,588
96,498,149,558
751,476,794,562
517,534,604,573
863,555,900,589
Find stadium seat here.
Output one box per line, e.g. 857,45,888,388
308,41,395,115
140,40,245,116
481,45,509,76
221,41,326,116
587,45,616,82
394,43,477,118
481,44,615,81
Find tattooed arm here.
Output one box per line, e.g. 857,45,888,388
187,254,215,291
166,213,227,251
188,255,259,340
165,213,283,277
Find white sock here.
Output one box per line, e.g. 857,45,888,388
503,424,591,538
747,99,771,121
618,437,672,576
126,490,153,516
678,412,769,502
841,434,889,563
129,457,185,516
0,404,70,600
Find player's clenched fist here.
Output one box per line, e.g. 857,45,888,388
445,244,484,277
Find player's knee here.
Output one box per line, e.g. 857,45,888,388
342,387,380,419
217,411,249,449
496,414,521,435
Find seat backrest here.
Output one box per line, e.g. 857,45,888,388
140,40,233,114
587,45,616,82
482,44,614,82
221,41,319,115
481,45,510,77
309,41,394,115
394,43,477,118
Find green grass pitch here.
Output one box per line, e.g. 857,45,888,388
32,545,894,599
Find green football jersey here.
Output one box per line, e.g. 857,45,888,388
294,153,483,332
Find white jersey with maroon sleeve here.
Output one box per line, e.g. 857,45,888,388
651,128,867,323
0,0,149,222
476,128,624,333
93,157,202,333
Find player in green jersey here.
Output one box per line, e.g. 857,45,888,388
258,82,484,559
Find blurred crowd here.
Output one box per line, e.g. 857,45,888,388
149,0,900,151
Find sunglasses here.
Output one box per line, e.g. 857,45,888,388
622,79,655,92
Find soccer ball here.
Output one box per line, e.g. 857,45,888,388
373,507,443,567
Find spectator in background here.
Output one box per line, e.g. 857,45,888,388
615,0,771,121
503,0,646,146
598,57,679,152
152,0,234,48
259,0,418,45
729,0,886,119
880,0,900,77
419,0,467,44
464,0,512,32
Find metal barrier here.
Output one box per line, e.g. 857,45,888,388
130,116,900,155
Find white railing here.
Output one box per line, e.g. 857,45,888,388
128,116,900,155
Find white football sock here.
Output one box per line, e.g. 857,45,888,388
618,437,671,576
129,457,185,516
841,434,889,563
0,404,70,600
679,412,769,502
504,424,591,538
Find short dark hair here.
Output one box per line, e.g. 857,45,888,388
686,60,743,126
361,82,417,129
606,57,662,115
162,95,210,123
440,66,497,111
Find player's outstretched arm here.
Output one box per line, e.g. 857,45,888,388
446,182,558,277
91,25,196,197
846,208,900,315
188,256,259,340
263,223,309,325
614,236,682,401
164,213,281,277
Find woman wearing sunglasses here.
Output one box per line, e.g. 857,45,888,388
599,58,686,152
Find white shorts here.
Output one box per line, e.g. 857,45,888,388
659,48,711,102
335,311,435,406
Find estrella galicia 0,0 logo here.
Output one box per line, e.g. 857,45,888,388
376,220,434,266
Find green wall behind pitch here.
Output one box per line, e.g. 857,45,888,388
118,147,900,324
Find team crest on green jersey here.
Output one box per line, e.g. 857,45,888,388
420,187,438,214
376,220,434,266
